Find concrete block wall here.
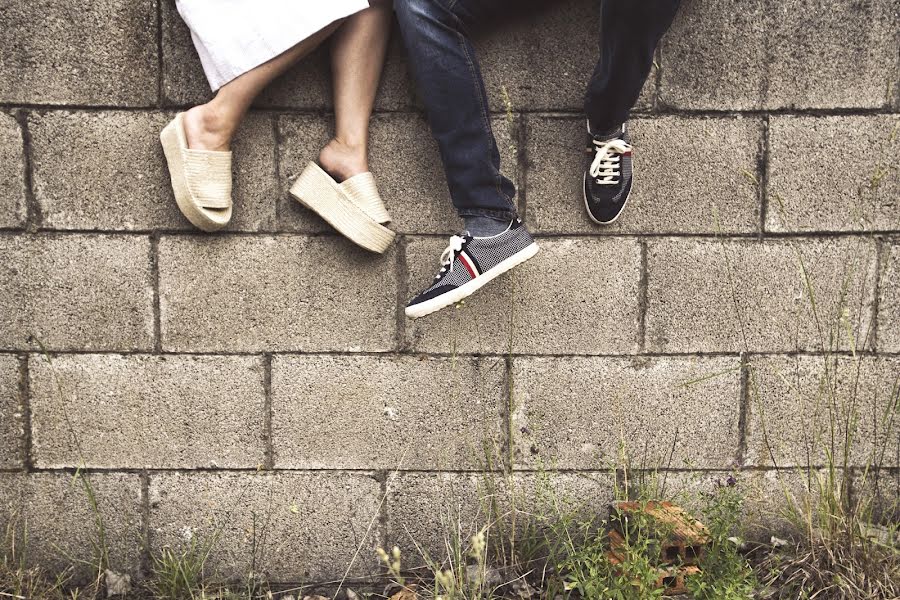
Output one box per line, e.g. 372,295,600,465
1,0,898,585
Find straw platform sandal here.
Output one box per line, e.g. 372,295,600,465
290,162,395,254
160,112,233,232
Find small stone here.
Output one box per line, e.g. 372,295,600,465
104,569,131,597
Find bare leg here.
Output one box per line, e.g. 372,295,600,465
183,22,341,151
319,1,392,181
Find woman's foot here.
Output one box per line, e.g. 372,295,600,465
319,138,368,182
182,104,235,152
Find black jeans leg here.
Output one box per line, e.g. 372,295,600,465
585,0,681,134
395,0,518,221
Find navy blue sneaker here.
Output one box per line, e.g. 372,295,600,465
583,122,633,225
405,219,539,319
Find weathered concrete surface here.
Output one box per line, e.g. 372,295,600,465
0,472,143,581
0,234,154,351
278,113,517,235
746,355,900,468
385,471,615,565
767,115,900,233
474,0,656,112
159,235,398,352
272,355,506,470
660,0,900,110
0,355,22,469
511,356,742,470
879,242,900,352
646,238,879,353
162,1,413,111
29,354,266,469
149,472,382,582
30,111,277,232
526,116,761,234
406,237,641,355
0,113,27,228
0,0,158,106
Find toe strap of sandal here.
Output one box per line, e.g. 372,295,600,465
183,148,233,210
341,172,391,223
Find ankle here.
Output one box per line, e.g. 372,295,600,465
319,138,368,181
184,103,237,151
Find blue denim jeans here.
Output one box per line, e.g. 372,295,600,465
395,0,681,220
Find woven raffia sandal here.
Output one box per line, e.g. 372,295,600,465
340,172,392,224
160,112,233,232
290,162,395,254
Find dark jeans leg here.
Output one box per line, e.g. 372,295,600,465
585,0,681,134
395,0,517,221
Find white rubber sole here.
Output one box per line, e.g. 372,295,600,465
160,114,232,232
290,162,395,254
582,171,632,226
405,241,540,319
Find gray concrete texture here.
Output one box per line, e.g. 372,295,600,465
0,113,27,228
510,356,742,470
645,237,879,353
0,0,158,106
0,472,143,581
0,234,154,351
0,0,899,586
29,353,267,469
879,242,900,351
271,354,507,470
766,115,900,233
660,0,900,110
0,355,22,469
149,471,383,581
745,354,900,468
158,235,398,352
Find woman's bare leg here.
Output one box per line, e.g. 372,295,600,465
319,1,392,181
183,22,341,151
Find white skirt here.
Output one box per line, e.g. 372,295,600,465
176,0,371,91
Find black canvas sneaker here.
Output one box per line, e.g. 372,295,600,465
583,122,633,225
405,219,539,319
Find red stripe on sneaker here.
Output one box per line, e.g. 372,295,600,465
459,251,479,278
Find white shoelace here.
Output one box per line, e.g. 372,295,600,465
589,138,632,185
435,235,466,278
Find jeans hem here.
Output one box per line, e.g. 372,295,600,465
457,207,518,221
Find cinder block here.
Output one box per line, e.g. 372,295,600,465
30,111,277,232
767,115,900,233
159,235,398,352
0,113,27,228
29,354,266,469
161,1,413,110
511,356,741,470
0,472,143,582
0,234,154,351
148,471,382,582
645,237,878,353
0,0,157,106
526,116,761,234
0,355,23,469
385,471,614,566
272,354,506,470
660,0,898,110
879,242,900,351
278,113,518,234
746,355,900,468
475,0,655,112
406,237,641,355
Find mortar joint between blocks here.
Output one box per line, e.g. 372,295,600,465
18,353,33,472
637,241,649,353
736,351,750,468
263,353,275,470
150,232,162,353
139,471,152,578
757,114,771,238
14,110,41,232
